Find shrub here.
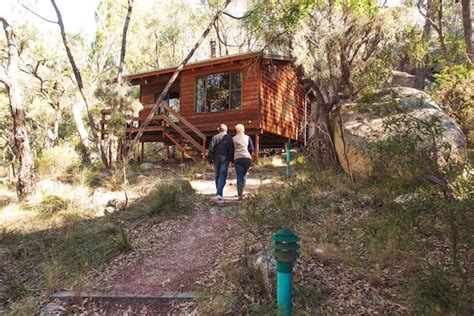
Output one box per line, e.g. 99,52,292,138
84,161,107,188
37,194,70,216
44,260,63,295
4,272,27,300
144,180,195,217
115,228,133,253
36,144,81,180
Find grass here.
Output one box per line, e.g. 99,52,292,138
125,179,196,219
36,144,81,182
1,206,134,311
231,157,474,314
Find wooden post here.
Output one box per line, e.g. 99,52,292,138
202,139,206,162
180,149,184,164
166,146,170,160
118,139,123,161
255,133,260,164
140,142,144,162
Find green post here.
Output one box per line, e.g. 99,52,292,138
286,141,291,178
272,228,300,316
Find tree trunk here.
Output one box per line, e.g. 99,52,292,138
415,0,433,89
51,0,109,167
71,99,91,163
109,0,134,172
0,17,35,200
461,0,473,65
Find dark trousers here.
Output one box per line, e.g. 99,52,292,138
234,158,251,189
214,160,229,196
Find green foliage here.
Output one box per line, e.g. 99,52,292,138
409,261,466,314
432,66,474,144
334,0,379,18
143,180,195,217
84,161,108,187
3,297,38,316
372,108,459,191
4,272,28,300
114,228,133,253
36,194,70,217
242,164,349,235
398,26,429,68
357,173,474,313
181,162,209,180
200,257,274,314
293,283,326,313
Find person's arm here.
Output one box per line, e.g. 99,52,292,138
228,136,235,163
207,136,215,163
248,136,255,155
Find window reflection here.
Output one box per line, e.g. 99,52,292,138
195,71,242,113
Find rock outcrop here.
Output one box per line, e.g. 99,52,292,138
334,87,467,179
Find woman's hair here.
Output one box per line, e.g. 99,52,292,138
235,124,245,134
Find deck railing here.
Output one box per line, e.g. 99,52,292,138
100,105,206,162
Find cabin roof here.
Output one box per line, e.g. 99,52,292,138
124,51,292,81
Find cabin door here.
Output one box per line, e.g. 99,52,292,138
166,92,180,122
167,92,180,112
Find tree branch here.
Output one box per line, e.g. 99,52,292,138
116,0,134,86
21,3,58,24
127,0,232,156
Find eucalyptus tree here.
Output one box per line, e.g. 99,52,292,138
0,17,34,199
246,0,405,168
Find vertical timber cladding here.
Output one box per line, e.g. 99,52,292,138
179,57,261,133
260,60,305,140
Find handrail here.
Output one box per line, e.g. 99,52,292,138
163,116,204,152
164,132,199,163
162,104,206,140
101,115,163,124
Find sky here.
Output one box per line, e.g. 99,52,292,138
3,0,405,41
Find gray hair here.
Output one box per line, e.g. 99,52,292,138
218,124,228,132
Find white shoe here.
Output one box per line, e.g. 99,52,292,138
216,195,223,201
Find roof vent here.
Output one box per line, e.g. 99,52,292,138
210,38,216,58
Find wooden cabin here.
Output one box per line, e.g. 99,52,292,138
101,51,308,162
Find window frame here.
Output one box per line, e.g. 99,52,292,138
194,70,243,114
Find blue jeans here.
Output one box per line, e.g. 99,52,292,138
214,160,229,196
234,158,251,189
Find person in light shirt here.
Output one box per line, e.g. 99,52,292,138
232,124,254,200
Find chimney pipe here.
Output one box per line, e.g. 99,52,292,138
210,38,216,58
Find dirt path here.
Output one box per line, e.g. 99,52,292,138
108,211,240,295
89,173,270,296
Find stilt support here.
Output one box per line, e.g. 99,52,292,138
254,133,260,164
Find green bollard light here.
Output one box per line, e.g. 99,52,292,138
272,228,300,316
286,141,291,178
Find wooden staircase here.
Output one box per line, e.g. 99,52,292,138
100,103,206,163
161,104,206,162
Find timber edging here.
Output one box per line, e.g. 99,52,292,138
50,290,199,303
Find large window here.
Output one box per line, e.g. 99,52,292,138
195,71,242,113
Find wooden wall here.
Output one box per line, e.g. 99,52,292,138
138,58,261,134
260,61,304,140
179,59,261,133
136,57,305,142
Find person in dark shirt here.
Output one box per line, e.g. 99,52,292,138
208,124,234,200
